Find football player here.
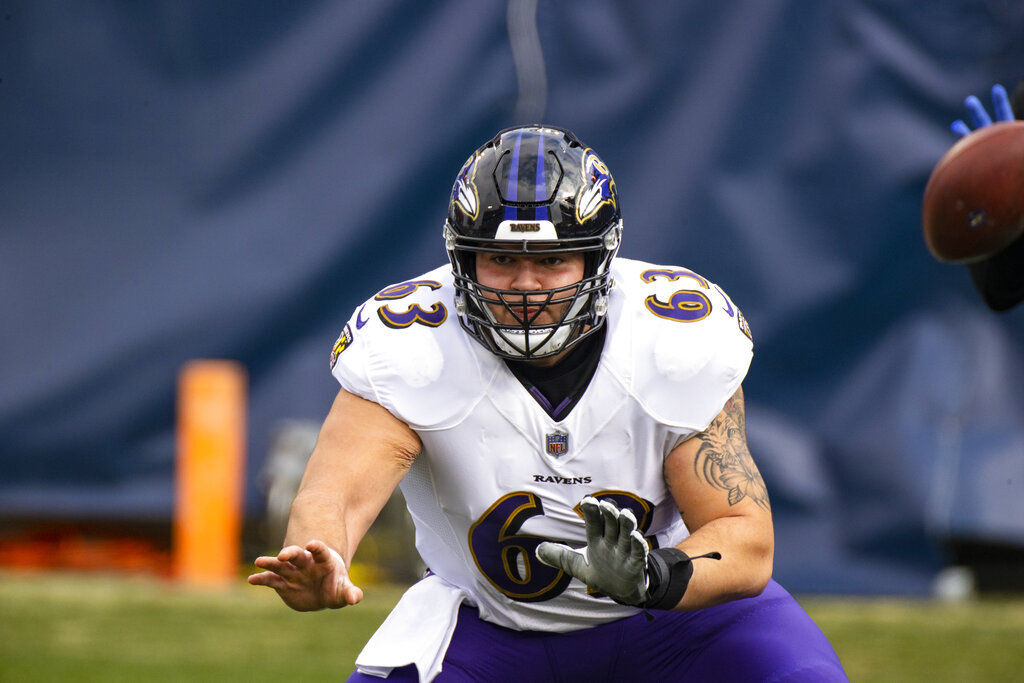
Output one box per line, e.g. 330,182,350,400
950,80,1024,312
250,126,847,681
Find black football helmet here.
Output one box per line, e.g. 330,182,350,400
444,125,622,360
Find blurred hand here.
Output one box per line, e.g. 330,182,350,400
951,84,1015,137
248,539,363,611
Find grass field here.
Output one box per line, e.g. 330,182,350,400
1,571,1022,681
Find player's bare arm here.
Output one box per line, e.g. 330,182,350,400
248,387,420,611
690,387,769,511
662,385,774,610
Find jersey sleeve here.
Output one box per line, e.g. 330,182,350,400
329,300,381,405
327,268,495,430
610,261,754,443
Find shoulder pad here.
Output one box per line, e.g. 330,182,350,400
604,259,753,432
330,265,498,430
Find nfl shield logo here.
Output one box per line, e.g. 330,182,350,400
546,433,568,457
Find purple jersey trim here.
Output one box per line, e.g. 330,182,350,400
552,396,572,417
528,385,554,413
526,385,573,421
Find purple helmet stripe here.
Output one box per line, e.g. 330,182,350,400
504,131,524,221
535,132,548,221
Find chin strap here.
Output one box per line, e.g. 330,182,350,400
640,548,722,611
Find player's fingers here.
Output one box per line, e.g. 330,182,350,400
950,120,971,138
305,540,337,566
579,498,604,545
247,571,290,590
278,545,314,568
616,508,638,554
628,530,648,567
535,541,564,568
993,84,1014,122
536,542,589,578
965,95,992,129
324,571,363,608
340,582,364,607
253,556,295,575
276,544,305,560
598,500,620,545
253,554,277,568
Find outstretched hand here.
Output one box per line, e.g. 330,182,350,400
535,497,649,606
951,83,1015,137
248,540,363,611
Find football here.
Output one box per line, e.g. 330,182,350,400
922,120,1024,263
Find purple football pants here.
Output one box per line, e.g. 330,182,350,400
347,579,847,681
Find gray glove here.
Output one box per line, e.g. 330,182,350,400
535,496,649,606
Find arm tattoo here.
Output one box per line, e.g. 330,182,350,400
693,388,770,511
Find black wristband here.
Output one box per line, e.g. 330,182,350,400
642,548,722,610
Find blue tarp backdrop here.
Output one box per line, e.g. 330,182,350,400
1,1,1022,594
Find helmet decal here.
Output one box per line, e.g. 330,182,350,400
452,155,479,220
575,149,616,223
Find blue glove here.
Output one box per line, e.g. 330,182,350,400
951,84,1015,137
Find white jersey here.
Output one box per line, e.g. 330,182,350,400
332,257,753,633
